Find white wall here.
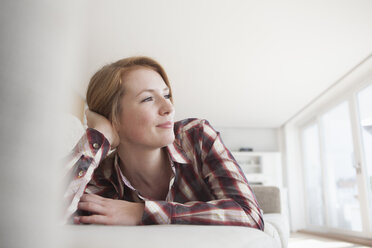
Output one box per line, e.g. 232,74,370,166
74,0,372,128
216,127,279,152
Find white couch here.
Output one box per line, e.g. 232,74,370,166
62,114,290,248
252,185,290,248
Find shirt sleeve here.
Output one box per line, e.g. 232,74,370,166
61,127,111,223
140,119,264,230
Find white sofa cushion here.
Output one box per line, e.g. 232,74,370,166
263,220,282,248
264,214,290,248
64,224,279,248
59,113,85,158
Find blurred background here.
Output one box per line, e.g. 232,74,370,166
1,0,372,247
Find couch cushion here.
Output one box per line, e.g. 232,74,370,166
251,186,281,214
59,113,85,158
263,221,282,248
64,224,280,248
264,214,290,248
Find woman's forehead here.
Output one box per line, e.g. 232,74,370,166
122,68,166,93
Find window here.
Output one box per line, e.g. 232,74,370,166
356,84,372,220
301,123,324,226
300,81,372,237
321,101,362,231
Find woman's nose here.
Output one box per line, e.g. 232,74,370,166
159,97,174,116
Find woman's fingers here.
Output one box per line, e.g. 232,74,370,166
77,215,108,225
76,193,111,224
78,201,106,215
74,196,145,225
80,193,106,204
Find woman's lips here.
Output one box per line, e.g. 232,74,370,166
157,121,173,128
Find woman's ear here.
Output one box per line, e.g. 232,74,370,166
112,120,121,135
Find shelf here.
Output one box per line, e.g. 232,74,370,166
232,151,283,187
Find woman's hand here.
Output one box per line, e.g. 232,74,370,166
85,109,120,150
74,193,145,225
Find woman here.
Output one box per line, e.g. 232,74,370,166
63,56,264,230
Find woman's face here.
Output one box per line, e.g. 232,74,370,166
116,67,175,149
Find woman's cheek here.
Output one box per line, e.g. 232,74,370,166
130,115,153,138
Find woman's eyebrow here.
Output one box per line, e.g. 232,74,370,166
136,87,169,97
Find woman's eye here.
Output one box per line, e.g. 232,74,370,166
142,94,171,103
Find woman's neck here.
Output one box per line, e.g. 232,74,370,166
116,143,170,188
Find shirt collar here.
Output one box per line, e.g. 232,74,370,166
113,152,137,191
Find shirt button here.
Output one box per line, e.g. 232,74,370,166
93,143,100,149
78,170,84,178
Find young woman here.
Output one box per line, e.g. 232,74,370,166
63,56,264,230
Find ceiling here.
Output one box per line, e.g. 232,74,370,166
72,0,372,128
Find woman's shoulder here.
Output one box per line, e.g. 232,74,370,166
173,118,217,138
174,117,207,132
171,118,220,161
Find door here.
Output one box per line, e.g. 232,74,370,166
300,82,372,237
320,101,362,231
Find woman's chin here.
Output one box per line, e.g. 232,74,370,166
160,133,175,146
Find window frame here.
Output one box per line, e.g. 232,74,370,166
298,78,372,238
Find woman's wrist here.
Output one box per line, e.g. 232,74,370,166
94,126,120,150
134,202,145,225
92,126,113,145
85,109,120,149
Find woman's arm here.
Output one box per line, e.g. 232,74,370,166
62,128,111,222
62,109,119,223
140,119,264,230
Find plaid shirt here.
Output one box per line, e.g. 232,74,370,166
63,118,264,230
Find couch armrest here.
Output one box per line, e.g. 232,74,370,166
251,185,281,214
